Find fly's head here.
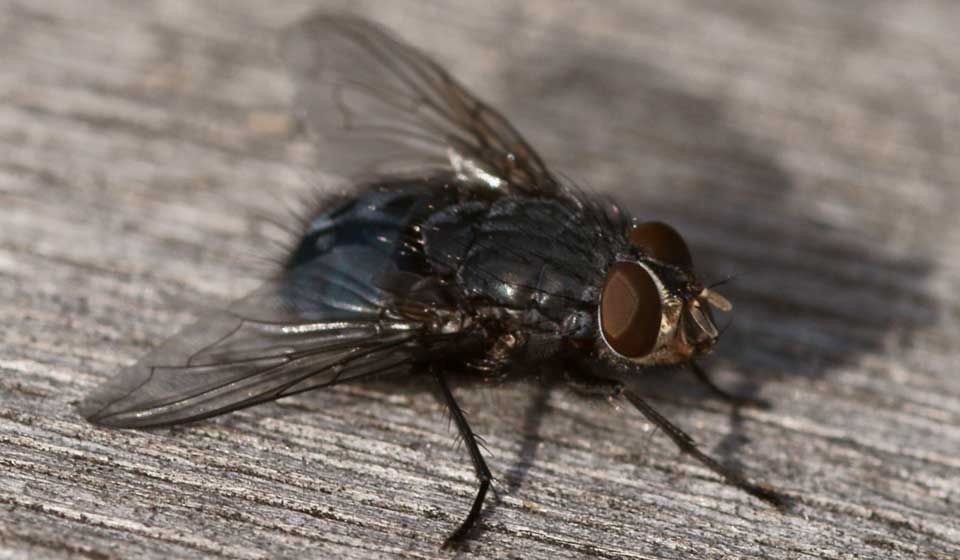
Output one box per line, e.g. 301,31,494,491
597,222,731,367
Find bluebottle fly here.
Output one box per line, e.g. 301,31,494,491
80,14,788,548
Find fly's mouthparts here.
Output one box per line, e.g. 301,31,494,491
700,288,732,312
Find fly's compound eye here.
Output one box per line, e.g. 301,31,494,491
628,221,693,270
600,262,663,358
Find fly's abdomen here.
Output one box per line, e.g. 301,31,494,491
282,182,452,320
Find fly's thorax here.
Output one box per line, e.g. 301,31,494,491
596,222,730,368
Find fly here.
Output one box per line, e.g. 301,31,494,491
79,14,788,548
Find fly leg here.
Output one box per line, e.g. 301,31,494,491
622,390,787,507
688,361,770,409
433,369,492,549
564,370,624,400
567,370,788,508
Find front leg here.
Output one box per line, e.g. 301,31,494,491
565,368,789,508
563,369,624,400
688,360,770,409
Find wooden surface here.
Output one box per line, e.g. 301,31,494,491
2,1,959,558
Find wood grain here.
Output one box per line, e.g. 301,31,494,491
2,1,958,558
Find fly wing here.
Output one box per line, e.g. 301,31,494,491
79,283,429,429
282,14,559,195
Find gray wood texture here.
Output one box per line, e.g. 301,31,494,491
2,1,959,558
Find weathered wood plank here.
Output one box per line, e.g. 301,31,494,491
1,1,958,558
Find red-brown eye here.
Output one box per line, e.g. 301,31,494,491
600,262,663,358
628,221,693,270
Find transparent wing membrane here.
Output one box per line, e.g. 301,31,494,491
80,285,427,428
282,14,558,194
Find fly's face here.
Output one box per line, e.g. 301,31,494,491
598,222,731,366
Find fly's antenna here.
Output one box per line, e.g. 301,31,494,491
707,273,739,290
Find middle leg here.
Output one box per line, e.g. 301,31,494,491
433,369,493,549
